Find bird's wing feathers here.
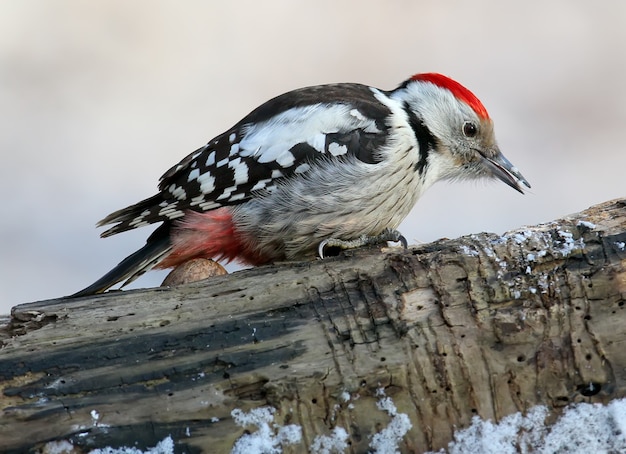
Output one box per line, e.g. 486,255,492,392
100,84,392,237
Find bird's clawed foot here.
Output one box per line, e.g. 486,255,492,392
318,228,408,259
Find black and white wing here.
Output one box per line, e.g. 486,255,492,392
98,83,393,237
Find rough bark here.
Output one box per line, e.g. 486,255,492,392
1,199,625,453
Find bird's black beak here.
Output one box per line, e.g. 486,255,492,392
476,149,530,194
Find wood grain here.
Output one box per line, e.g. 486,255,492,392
1,199,625,453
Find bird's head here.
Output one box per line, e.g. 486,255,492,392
393,73,530,193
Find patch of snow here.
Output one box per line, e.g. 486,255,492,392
556,230,584,256
511,231,533,245
42,440,75,454
369,391,412,453
488,235,507,246
376,396,397,415
310,427,349,453
537,274,549,293
231,405,274,426
459,245,479,257
441,406,548,454
88,409,110,429
44,398,626,454
425,398,626,454
506,225,587,260
88,436,174,454
577,220,596,229
230,406,302,454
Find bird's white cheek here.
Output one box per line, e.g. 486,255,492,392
419,151,454,187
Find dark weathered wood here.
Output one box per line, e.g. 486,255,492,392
1,199,625,453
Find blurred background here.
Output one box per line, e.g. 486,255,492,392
1,1,625,313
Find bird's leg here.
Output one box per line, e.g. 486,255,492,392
318,228,408,259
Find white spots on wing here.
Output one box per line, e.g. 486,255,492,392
349,107,380,133
256,145,282,164
206,151,216,167
158,203,184,219
197,172,216,194
187,168,200,182
306,133,326,153
229,193,246,202
168,211,185,219
190,194,222,211
190,195,206,206
191,147,205,160
294,163,310,174
216,186,236,201
129,219,150,229
328,142,348,156
229,158,249,185
251,178,272,191
153,99,390,217
170,164,185,174
158,201,168,208
169,184,187,200
363,122,381,134
140,209,151,217
199,200,220,210
129,215,147,228
350,108,366,121
236,145,257,158
238,103,380,165
276,150,295,167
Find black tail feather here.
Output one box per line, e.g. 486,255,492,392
69,225,172,298
98,194,166,238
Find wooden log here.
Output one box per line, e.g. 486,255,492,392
1,199,625,453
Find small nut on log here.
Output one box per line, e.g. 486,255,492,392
161,258,227,287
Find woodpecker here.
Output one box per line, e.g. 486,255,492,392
71,73,530,297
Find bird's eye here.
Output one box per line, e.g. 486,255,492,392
463,121,478,138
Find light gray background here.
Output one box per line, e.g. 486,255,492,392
2,1,625,314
